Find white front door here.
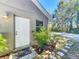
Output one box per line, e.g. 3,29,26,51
15,16,30,48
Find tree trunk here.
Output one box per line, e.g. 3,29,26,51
69,19,72,32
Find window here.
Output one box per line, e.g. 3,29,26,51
36,20,43,31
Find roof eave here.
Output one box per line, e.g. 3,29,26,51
32,0,51,20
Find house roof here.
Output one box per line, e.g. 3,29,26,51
32,0,51,20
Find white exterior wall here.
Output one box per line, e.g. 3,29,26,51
0,0,48,52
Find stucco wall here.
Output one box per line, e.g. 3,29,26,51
0,0,48,51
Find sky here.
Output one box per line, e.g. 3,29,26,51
38,0,60,14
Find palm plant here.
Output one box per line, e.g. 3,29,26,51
33,26,51,48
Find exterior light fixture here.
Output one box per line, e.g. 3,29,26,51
2,16,9,19
2,12,11,22
2,12,10,19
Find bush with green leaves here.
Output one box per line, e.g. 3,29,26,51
33,26,51,48
0,34,8,53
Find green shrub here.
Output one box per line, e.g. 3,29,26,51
33,26,51,48
0,34,8,53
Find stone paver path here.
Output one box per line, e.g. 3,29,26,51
64,42,79,59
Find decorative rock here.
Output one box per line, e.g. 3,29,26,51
57,51,64,57
62,49,68,53
66,43,69,46
51,52,55,55
45,50,51,55
66,43,73,46
31,51,38,56
28,51,38,59
68,44,73,46
49,55,56,59
65,46,71,49
42,55,49,59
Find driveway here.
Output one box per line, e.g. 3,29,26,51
52,32,79,42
